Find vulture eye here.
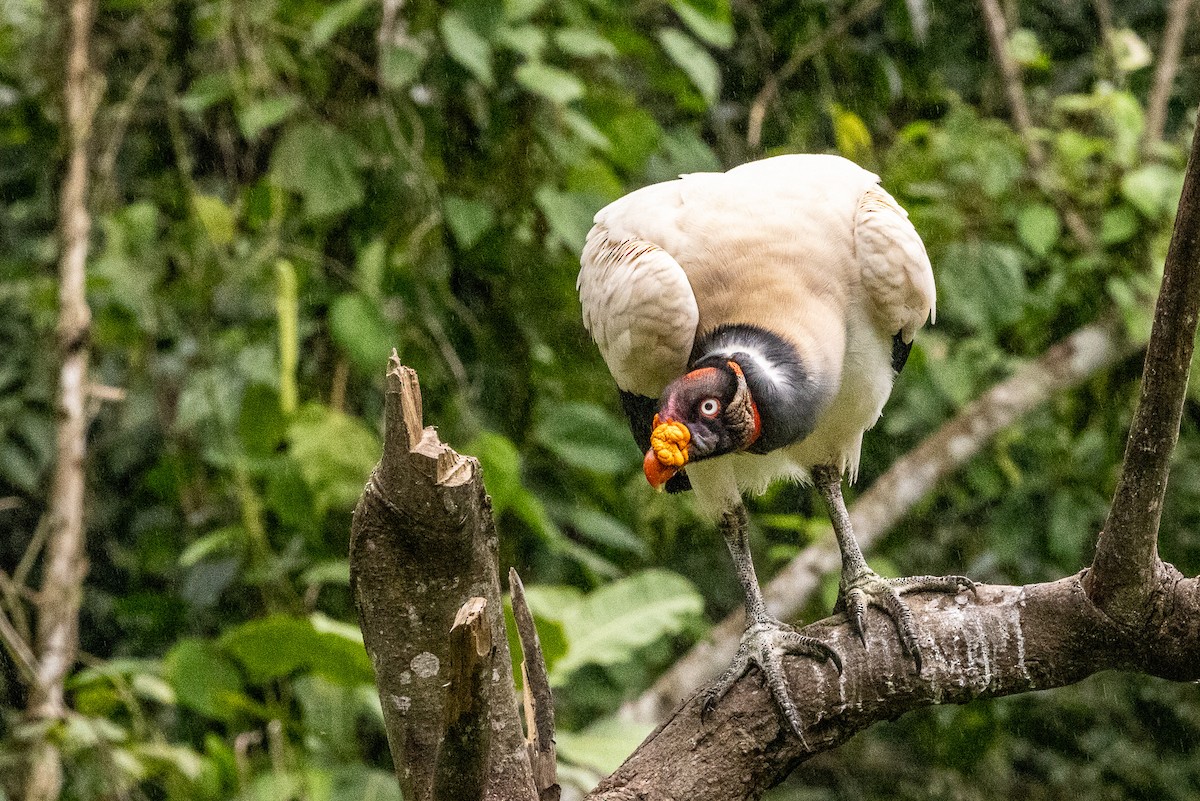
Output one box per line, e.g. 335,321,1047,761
698,398,721,418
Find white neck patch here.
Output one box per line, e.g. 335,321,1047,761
707,342,790,388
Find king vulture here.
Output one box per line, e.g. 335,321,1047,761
577,154,972,735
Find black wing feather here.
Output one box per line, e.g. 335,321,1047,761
891,332,914,374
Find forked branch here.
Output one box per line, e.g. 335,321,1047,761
1086,102,1200,623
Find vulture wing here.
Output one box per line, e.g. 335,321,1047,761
854,185,937,347
578,200,700,399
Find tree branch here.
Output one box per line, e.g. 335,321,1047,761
1144,0,1196,150
623,316,1139,725
978,0,1096,250
24,0,99,796
1087,104,1200,625
746,0,884,151
589,572,1200,801
350,355,539,801
510,568,560,801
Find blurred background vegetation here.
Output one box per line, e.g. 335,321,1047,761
2,0,1199,798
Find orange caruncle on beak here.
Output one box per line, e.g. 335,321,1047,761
644,415,690,489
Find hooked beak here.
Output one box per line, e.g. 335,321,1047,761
644,416,691,490
644,448,682,489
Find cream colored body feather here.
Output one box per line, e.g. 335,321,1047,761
578,154,934,517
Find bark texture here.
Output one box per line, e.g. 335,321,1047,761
350,357,538,801
587,573,1200,801
1087,101,1200,625
25,0,99,797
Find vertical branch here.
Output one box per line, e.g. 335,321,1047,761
1087,109,1200,624
1143,0,1196,150
979,0,1043,164
350,356,538,801
745,0,884,151
978,0,1096,250
509,569,558,801
25,0,99,796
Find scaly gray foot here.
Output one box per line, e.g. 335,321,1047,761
837,570,975,671
700,617,842,738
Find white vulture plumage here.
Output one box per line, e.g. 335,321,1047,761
577,154,972,734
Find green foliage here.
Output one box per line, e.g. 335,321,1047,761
2,0,1199,798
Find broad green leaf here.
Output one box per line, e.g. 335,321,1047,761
178,525,242,568
497,25,546,59
534,187,596,250
551,569,704,680
557,716,656,774
300,559,350,587
270,123,364,218
554,28,617,59
91,201,164,331
1100,204,1139,245
503,0,547,20
294,674,361,762
599,109,663,172
646,126,721,182
936,241,1028,332
309,0,370,48
380,41,429,90
440,10,494,86
1108,28,1151,72
1102,88,1145,167
130,742,206,781
237,771,305,801
1007,28,1048,70
830,103,873,163
569,507,648,557
516,61,585,105
1121,164,1184,218
220,613,373,686
164,639,245,721
309,766,402,801
193,194,236,246
355,238,387,300
287,403,380,516
657,28,720,106
563,110,612,151
328,292,395,374
220,613,314,681
238,95,301,140
238,383,286,457
443,195,496,249
1015,202,1061,256
534,401,638,474
179,73,233,114
465,430,524,514
175,367,240,431
670,0,734,48
522,584,585,624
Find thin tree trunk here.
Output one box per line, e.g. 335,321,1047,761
24,0,99,798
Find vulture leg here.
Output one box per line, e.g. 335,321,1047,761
811,464,974,671
700,502,842,739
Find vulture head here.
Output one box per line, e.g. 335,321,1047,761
643,358,761,488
